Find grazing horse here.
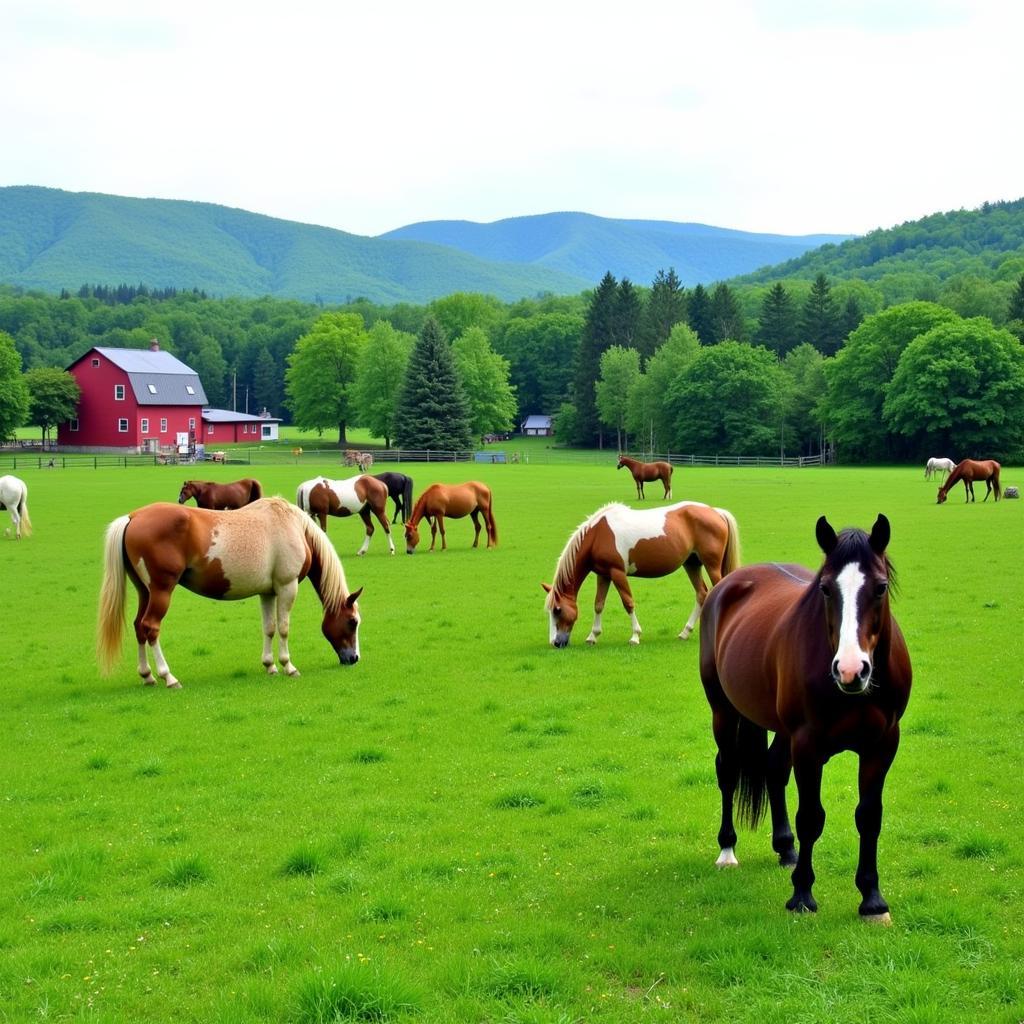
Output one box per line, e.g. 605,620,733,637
936,459,1001,504
97,497,363,688
0,474,32,539
617,455,673,500
177,478,263,510
404,481,497,553
542,501,740,647
296,475,395,555
373,471,415,524
924,457,955,481
698,514,912,921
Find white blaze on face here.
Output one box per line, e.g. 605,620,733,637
834,562,869,684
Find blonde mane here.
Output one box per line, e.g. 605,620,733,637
546,502,628,608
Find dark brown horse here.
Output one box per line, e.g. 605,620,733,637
617,455,673,500
97,497,363,688
698,514,912,921
542,501,740,646
936,459,1001,503
296,475,395,555
178,478,263,510
373,471,415,524
404,481,497,553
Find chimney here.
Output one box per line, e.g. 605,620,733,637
149,338,160,352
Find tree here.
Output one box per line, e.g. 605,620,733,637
24,367,80,442
883,318,1024,459
1009,273,1024,321
285,312,366,445
634,323,700,452
799,274,843,355
614,279,642,350
497,312,582,416
428,292,505,342
571,272,620,446
838,293,864,342
0,331,30,440
636,267,686,363
190,336,229,408
452,326,517,439
686,283,714,345
779,344,827,457
352,320,414,448
393,316,473,450
252,345,281,416
709,283,746,343
756,283,798,355
595,345,642,451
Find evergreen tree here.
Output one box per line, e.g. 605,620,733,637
709,283,745,343
636,267,686,362
800,274,843,355
838,294,864,343
571,272,619,446
687,283,714,346
756,283,798,355
1008,272,1024,322
252,346,280,415
614,279,642,349
393,316,473,450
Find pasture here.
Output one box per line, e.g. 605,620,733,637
1,461,1021,1024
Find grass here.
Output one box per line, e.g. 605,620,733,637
0,459,1022,1022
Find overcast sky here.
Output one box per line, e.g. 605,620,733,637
3,0,1022,239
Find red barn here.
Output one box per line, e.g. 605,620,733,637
58,341,208,452
201,409,282,443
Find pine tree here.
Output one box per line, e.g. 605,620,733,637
709,283,745,343
687,283,714,346
838,294,864,344
393,316,473,450
756,282,798,355
571,272,619,446
252,346,280,415
800,274,843,355
636,267,686,362
615,279,642,349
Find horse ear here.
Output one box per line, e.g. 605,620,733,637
869,514,890,554
541,582,552,594
815,515,837,554
346,587,363,607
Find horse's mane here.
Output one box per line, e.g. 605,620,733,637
546,503,628,607
286,500,349,611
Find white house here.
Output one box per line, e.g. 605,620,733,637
521,414,554,437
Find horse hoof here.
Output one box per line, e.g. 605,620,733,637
861,911,892,926
715,848,739,868
585,636,597,645
165,680,181,690
629,636,641,646
266,664,279,675
678,629,692,641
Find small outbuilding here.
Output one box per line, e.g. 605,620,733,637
521,414,554,437
202,408,282,443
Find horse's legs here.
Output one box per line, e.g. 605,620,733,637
711,704,741,866
767,733,796,867
470,509,482,547
273,580,301,676
429,515,442,551
132,583,180,689
586,575,611,644
854,730,899,921
637,480,644,500
372,503,395,553
356,508,374,556
609,568,641,644
983,477,994,501
964,480,973,502
663,474,672,500
679,555,708,640
788,734,825,912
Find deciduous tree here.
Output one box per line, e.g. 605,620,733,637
452,326,517,439
24,367,80,443
0,331,29,440
352,320,414,448
595,345,641,451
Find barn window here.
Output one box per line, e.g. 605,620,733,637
70,418,79,432
208,425,214,435
185,385,195,395
91,358,100,367
189,417,196,430
118,418,129,432
141,418,149,433
160,418,168,433
114,384,125,400
148,384,157,394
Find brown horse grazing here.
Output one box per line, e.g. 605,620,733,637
617,455,673,500
404,481,497,553
97,497,363,688
542,501,740,646
373,471,415,524
178,478,263,510
296,475,395,555
936,459,1001,504
698,514,912,921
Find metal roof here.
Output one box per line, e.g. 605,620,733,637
522,415,553,428
202,408,282,423
86,347,208,406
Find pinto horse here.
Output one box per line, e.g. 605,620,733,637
97,497,362,688
404,481,497,553
617,455,673,500
698,514,912,920
373,471,415,524
177,478,263,510
296,475,395,555
542,501,740,646
924,457,955,481
0,474,32,539
936,458,1001,503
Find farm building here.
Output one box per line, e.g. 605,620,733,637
58,341,208,453
202,408,281,443
521,414,554,437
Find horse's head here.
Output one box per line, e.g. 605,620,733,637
541,582,579,648
178,481,197,504
616,456,626,470
936,487,947,504
322,587,363,665
404,520,420,554
815,514,893,695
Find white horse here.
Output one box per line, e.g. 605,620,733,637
925,457,955,481
0,475,32,539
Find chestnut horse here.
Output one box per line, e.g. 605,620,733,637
97,497,363,688
296,475,395,555
617,455,673,500
0,474,32,539
542,500,740,647
177,478,263,510
698,514,912,921
404,481,496,553
373,471,415,524
936,458,1001,503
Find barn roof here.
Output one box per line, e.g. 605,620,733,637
522,414,553,429
78,347,208,406
202,408,282,423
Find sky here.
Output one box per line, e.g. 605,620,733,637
3,0,1023,240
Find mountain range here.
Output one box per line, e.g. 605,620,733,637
0,186,850,304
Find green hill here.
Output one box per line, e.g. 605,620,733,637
0,186,591,304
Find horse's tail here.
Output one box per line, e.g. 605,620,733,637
296,480,313,515
250,479,263,502
484,488,498,546
300,511,348,611
97,514,130,674
715,507,742,575
402,475,414,524
993,467,1002,500
735,716,769,830
17,486,31,537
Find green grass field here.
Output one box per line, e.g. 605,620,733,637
1,461,1021,1023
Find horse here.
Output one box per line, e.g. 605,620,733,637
373,471,415,524
404,481,497,553
617,455,673,500
177,478,263,510
924,457,955,481
936,459,1001,504
0,474,32,539
542,501,740,647
697,514,912,921
296,475,395,555
97,497,363,688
